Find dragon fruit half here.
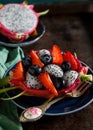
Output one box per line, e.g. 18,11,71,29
0,2,48,42
0,44,92,100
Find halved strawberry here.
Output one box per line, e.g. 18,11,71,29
51,44,63,65
9,61,25,81
39,72,58,96
63,51,78,70
29,50,44,67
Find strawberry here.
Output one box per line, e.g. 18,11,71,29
29,50,44,67
39,72,58,96
51,44,63,65
63,51,78,70
74,56,83,72
9,61,25,81
79,66,89,74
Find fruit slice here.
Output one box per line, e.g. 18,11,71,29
9,61,24,81
44,64,63,78
79,66,89,74
63,51,78,70
63,70,79,87
29,50,44,67
74,56,83,72
39,72,58,96
51,44,63,65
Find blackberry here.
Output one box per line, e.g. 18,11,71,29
61,61,71,72
41,54,52,65
22,56,32,70
50,76,66,90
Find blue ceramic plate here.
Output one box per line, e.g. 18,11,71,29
4,62,93,116
0,22,45,47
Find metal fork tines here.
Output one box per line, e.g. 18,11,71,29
70,81,92,97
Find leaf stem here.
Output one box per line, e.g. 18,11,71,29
38,9,49,17
0,87,16,94
0,90,26,100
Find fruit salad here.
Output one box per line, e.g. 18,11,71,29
0,44,92,100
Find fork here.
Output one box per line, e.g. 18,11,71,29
20,81,92,122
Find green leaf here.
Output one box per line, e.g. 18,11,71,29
0,76,10,86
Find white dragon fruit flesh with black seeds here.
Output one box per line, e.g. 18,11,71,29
44,64,63,78
0,4,37,33
63,70,79,87
0,3,48,42
38,49,51,59
26,72,42,89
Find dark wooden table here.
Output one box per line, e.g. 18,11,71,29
21,3,93,130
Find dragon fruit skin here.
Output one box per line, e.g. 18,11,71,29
0,2,48,42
